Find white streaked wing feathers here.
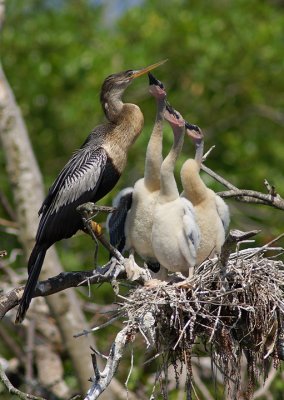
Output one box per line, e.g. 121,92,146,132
50,148,107,214
215,195,230,232
179,198,200,264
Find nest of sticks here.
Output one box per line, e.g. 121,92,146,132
120,234,284,398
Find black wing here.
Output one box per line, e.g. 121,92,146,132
106,188,133,253
36,147,108,245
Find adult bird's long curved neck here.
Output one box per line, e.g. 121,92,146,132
15,60,167,323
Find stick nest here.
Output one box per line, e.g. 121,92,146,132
122,244,284,398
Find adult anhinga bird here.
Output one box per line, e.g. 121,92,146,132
180,123,230,265
16,60,166,323
107,73,167,272
151,106,200,277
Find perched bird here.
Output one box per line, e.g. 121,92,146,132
107,73,167,272
151,106,200,277
180,123,230,264
16,60,166,323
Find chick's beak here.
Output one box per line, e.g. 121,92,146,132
131,59,167,79
185,121,203,141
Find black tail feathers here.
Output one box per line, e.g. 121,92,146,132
15,245,47,323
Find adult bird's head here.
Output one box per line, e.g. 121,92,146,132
148,72,167,99
100,60,167,122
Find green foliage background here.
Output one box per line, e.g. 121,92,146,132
1,0,284,397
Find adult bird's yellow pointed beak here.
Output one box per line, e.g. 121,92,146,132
132,59,167,78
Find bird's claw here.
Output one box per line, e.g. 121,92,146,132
96,257,124,294
123,255,152,281
95,255,152,295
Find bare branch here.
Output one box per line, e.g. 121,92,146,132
84,325,135,400
201,163,238,190
202,145,216,162
219,189,284,210
77,203,117,216
77,202,124,263
0,256,150,319
201,163,284,210
0,361,45,400
74,314,123,338
264,179,277,197
220,229,260,271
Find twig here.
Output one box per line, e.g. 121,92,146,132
219,229,260,272
264,179,277,197
77,202,124,262
74,314,123,338
0,361,45,400
202,145,216,162
143,352,162,366
208,304,222,343
219,189,284,210
243,232,284,260
201,163,238,191
125,346,134,396
201,163,284,210
90,346,108,361
173,319,191,350
77,202,117,216
84,325,135,400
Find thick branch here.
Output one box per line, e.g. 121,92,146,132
0,258,149,319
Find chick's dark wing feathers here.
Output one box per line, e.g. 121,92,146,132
107,188,133,253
